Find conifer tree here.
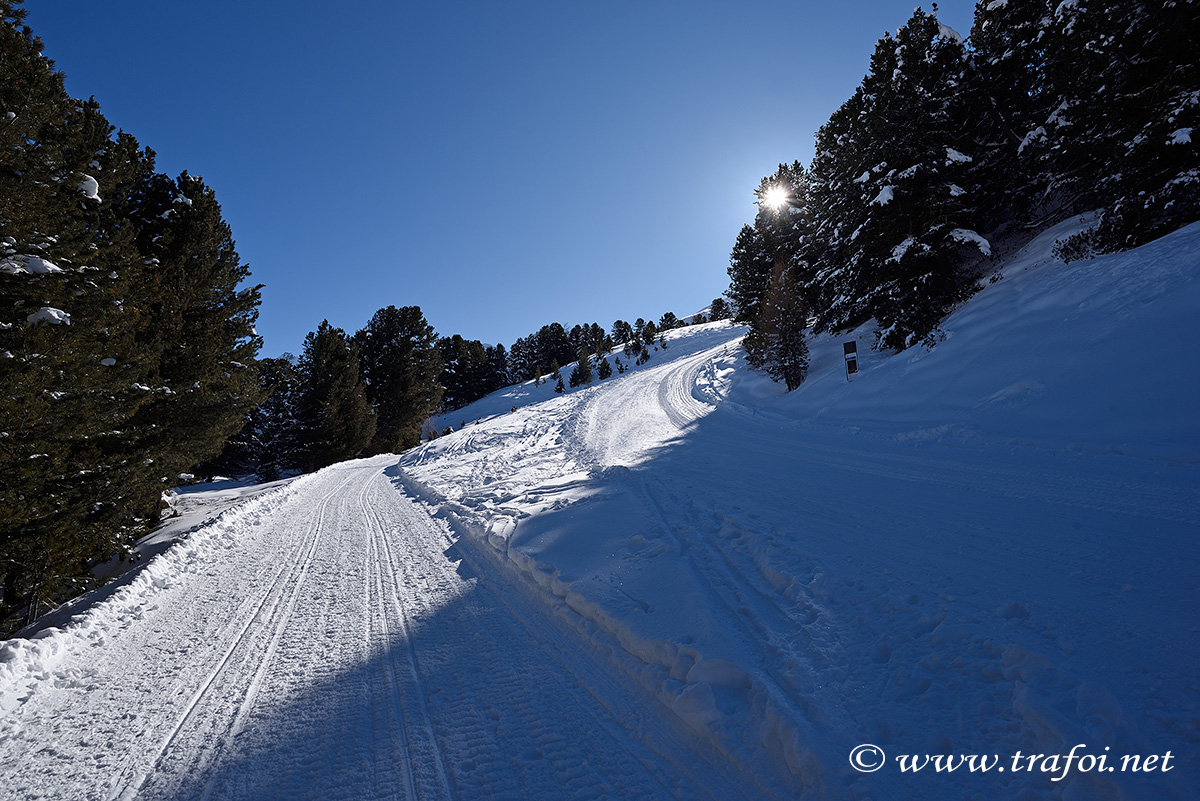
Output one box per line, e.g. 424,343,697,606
439,334,490,411
611,319,633,345
295,321,375,470
743,263,810,391
568,346,593,387
810,8,988,349
554,375,565,393
597,355,612,379
1055,1,1200,252
484,343,510,393
727,224,773,325
968,0,1057,227
708,297,731,320
1,0,266,631
507,335,531,382
249,356,302,481
353,305,442,452
584,322,609,356
535,323,575,369
0,13,153,623
121,168,266,506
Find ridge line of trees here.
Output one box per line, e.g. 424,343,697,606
211,302,731,479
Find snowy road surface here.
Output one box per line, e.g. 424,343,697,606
0,461,759,800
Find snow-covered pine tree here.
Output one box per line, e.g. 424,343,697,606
507,334,536,382
485,343,510,393
0,5,269,625
0,9,162,626
1068,1,1200,252
535,323,575,370
249,356,303,481
968,0,1058,229
729,162,813,329
117,166,266,512
438,334,490,411
727,225,772,324
811,8,990,350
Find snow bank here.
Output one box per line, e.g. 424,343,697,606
0,475,314,716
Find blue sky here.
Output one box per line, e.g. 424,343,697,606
28,1,976,357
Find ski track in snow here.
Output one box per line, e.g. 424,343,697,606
0,460,759,800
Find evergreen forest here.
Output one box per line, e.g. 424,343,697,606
729,1,1198,386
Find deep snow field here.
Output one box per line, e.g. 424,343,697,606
1,217,1197,800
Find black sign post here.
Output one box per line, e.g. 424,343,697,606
844,341,858,381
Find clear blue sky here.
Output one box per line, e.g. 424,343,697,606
27,0,976,357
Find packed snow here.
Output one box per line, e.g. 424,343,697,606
77,174,101,202
1,217,1197,800
0,256,64,276
945,147,972,164
949,227,992,255
25,307,70,326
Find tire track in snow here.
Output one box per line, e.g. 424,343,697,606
359,470,453,801
107,468,362,801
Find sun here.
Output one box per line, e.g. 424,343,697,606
761,185,791,211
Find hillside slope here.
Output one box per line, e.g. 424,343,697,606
405,217,1200,799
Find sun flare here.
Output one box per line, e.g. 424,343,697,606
762,185,790,210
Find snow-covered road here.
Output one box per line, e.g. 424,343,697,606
0,460,760,801
3,222,1198,800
